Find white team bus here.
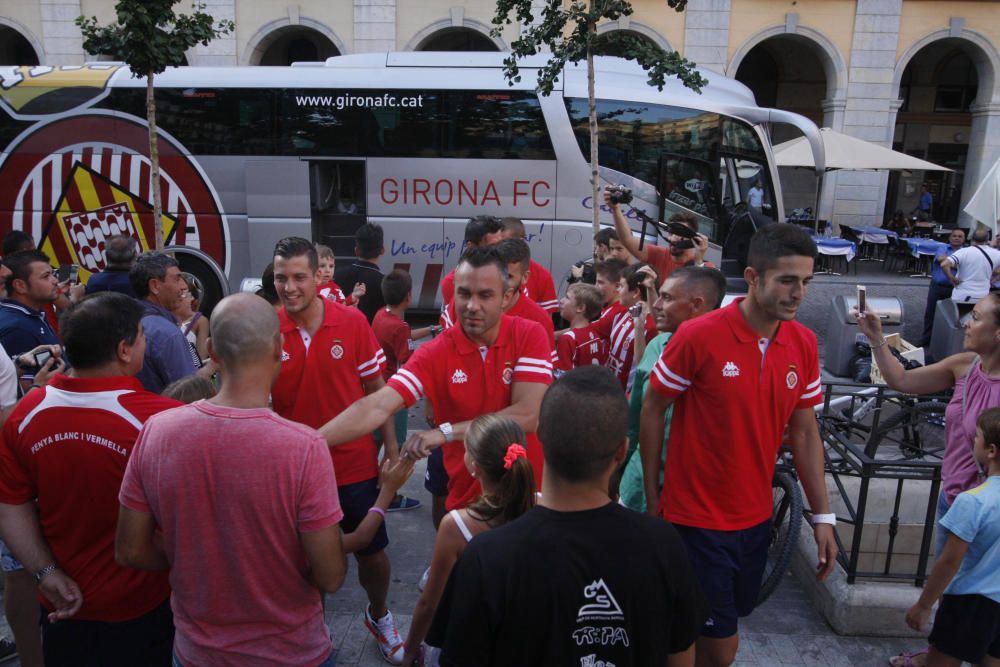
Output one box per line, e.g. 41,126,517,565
0,53,824,311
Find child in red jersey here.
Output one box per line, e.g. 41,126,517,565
591,259,631,390
555,283,606,375
372,269,439,512
316,244,364,307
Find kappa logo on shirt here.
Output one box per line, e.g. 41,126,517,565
451,369,468,384
281,350,290,362
722,361,741,378
577,579,624,621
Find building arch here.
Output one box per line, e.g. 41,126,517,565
727,25,847,103
594,20,673,53
405,18,506,51
241,18,347,66
0,18,43,65
890,28,1000,227
893,28,999,105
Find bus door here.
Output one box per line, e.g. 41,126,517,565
309,159,367,258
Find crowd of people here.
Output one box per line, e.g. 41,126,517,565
0,186,994,667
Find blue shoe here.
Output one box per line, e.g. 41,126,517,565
388,495,421,512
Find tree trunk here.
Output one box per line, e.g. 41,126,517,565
146,72,164,250
587,24,600,240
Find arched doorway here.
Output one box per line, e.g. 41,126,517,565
592,29,664,57
0,26,39,65
733,33,843,218
416,27,498,52
890,41,985,225
252,26,340,65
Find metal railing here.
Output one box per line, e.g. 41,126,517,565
816,381,948,586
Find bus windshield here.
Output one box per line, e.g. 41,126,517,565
565,97,777,242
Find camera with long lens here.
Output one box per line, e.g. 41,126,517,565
606,184,633,206
665,221,697,250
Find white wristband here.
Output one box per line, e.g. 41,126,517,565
810,512,837,526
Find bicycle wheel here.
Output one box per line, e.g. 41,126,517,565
867,400,946,455
757,471,804,606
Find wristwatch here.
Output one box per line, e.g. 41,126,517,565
438,422,454,443
34,563,60,582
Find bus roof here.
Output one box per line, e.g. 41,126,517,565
106,52,759,113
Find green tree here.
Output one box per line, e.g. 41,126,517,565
492,0,706,235
76,2,233,249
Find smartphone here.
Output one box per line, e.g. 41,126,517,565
56,264,79,283
856,285,867,316
33,349,52,368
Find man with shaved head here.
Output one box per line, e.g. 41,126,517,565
117,293,348,666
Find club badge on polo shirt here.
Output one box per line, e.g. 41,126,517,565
502,361,513,385
786,363,798,390
451,369,468,384
331,339,345,360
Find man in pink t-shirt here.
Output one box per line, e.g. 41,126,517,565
117,294,347,667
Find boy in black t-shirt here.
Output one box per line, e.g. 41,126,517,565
429,366,707,667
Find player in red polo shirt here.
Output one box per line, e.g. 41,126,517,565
441,239,555,358
0,292,177,665
319,246,552,512
439,216,505,307
269,237,405,665
500,217,559,314
639,224,837,667
591,259,632,389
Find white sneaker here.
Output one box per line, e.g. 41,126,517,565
418,566,430,592
363,605,404,665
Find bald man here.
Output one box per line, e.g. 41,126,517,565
117,294,347,667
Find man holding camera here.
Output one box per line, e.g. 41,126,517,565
604,187,710,282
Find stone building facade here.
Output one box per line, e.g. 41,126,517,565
1,0,997,227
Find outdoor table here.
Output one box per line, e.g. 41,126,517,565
853,226,898,244
813,237,856,276
899,237,949,278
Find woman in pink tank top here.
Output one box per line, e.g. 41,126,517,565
859,293,1000,667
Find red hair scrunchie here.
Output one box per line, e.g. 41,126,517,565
503,443,527,470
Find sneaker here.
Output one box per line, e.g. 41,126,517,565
364,605,404,665
418,566,430,592
0,637,16,663
388,495,421,512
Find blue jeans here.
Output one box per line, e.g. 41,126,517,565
175,650,335,666
934,491,952,557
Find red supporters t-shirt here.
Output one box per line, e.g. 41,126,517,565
319,281,346,304
648,299,823,530
272,301,386,486
0,374,177,622
372,307,413,382
526,260,559,313
387,315,553,510
119,401,342,666
555,326,607,374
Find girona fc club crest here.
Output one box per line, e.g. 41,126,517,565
502,366,513,385
0,111,229,282
331,343,345,360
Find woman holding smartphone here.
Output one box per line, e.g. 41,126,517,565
857,292,1000,667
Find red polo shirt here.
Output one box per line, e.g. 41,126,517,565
648,299,822,530
526,260,558,313
387,315,553,510
273,301,386,486
0,374,177,622
372,307,412,382
441,294,556,363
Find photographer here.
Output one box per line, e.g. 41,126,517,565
604,186,709,283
